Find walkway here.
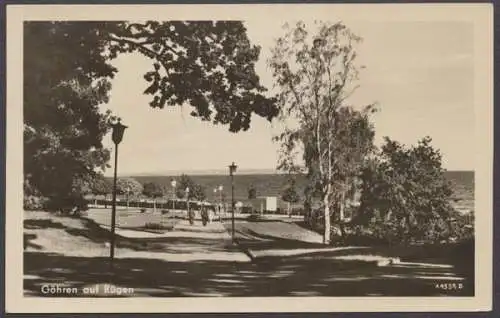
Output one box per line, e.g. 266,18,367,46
106,220,252,263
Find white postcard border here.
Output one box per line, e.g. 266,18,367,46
6,3,493,313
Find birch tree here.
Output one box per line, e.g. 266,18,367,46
269,21,376,244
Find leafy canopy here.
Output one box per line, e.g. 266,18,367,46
247,184,257,199
175,174,206,201
116,177,144,196
269,21,376,177
281,178,300,204
142,182,166,199
24,22,116,212
107,21,278,132
24,21,278,211
90,174,113,196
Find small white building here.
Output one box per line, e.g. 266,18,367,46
249,196,278,213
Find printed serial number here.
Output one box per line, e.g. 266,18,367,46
435,283,464,290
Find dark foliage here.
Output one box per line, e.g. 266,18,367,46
175,174,206,201
24,21,277,212
107,21,278,131
142,182,165,199
247,184,257,199
24,22,115,213
356,137,466,244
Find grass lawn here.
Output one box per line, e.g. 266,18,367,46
24,211,111,257
24,210,178,256
229,220,323,244
23,210,474,297
226,220,474,275
85,208,179,229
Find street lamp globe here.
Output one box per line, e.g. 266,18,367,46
218,185,223,191
110,118,128,145
170,179,177,212
229,162,238,175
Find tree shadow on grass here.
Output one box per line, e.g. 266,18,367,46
24,251,473,297
225,222,324,251
24,219,67,230
62,218,232,255
63,218,111,242
235,229,325,251
23,215,473,297
24,233,43,250
175,227,226,234
222,221,474,293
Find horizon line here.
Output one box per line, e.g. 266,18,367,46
105,167,475,177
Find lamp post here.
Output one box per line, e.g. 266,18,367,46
126,186,130,211
229,162,237,243
214,185,223,221
185,186,191,223
217,185,223,216
213,187,218,210
171,179,177,211
109,118,127,270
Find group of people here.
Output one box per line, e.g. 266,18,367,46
187,206,218,226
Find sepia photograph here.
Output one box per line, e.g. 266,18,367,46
5,3,493,314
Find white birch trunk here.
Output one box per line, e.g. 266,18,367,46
323,193,331,244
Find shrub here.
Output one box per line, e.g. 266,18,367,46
144,222,166,230
43,194,89,215
358,137,459,245
292,207,304,216
24,195,47,211
140,208,147,213
241,206,252,214
247,213,266,222
450,238,474,277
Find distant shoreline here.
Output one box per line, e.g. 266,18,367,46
111,169,474,178
101,170,474,205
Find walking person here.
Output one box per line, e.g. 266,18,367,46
188,206,195,225
201,206,208,226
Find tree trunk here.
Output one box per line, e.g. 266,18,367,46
287,202,291,218
323,195,331,245
339,191,345,221
339,192,347,239
404,215,412,244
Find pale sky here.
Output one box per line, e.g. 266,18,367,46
102,20,474,176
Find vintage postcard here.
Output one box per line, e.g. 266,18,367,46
5,3,493,313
